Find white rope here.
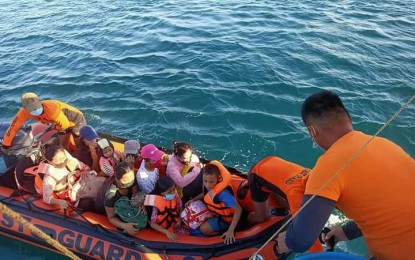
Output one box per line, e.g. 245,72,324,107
0,202,81,260
250,94,415,259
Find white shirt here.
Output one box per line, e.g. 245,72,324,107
136,160,159,194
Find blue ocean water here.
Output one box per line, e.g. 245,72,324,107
0,0,414,259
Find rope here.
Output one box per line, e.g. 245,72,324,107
0,202,81,260
250,94,415,259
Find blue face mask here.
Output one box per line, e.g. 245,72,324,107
312,138,325,152
164,193,176,201
30,107,43,116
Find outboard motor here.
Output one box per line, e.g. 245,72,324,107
0,122,43,189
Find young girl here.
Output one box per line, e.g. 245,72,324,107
97,138,123,177
136,144,165,194
189,161,242,244
144,176,188,241
166,141,203,202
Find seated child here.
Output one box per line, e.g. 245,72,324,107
136,144,165,194
135,144,169,177
97,138,123,177
189,161,242,244
144,176,188,241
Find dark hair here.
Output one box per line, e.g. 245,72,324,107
201,164,220,178
114,161,134,180
45,145,64,161
301,90,350,125
172,141,193,157
154,176,175,195
97,138,115,157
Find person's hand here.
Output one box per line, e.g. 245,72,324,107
221,229,236,244
88,141,97,153
185,198,195,207
79,171,90,179
125,154,135,164
1,146,10,154
123,223,140,235
165,230,178,241
175,219,182,228
138,206,147,215
324,225,347,250
56,199,70,210
276,231,289,253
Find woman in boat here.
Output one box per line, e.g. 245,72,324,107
71,125,101,173
1,92,86,153
97,138,123,177
166,141,203,202
104,161,141,235
144,176,188,241
189,161,242,244
39,145,90,210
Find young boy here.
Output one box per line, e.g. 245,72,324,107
189,161,242,244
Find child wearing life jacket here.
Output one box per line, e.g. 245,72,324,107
189,161,242,244
144,176,188,241
97,138,123,177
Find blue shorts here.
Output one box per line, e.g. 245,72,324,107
207,216,230,232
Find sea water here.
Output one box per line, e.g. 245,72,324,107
0,0,414,258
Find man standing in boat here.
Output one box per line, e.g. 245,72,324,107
277,90,415,260
1,92,86,152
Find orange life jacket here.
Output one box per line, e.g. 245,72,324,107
250,156,323,252
20,161,79,201
203,160,235,223
144,194,181,231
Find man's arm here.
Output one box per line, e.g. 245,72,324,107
2,109,29,148
285,195,336,252
342,221,362,240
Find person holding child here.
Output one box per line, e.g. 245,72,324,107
144,176,188,241
189,161,242,244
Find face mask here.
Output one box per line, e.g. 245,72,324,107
49,157,68,169
30,107,43,116
164,192,176,201
309,125,325,152
312,138,324,152
117,179,135,189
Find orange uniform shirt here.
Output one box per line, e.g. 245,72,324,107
306,130,415,260
3,100,84,147
252,156,323,252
